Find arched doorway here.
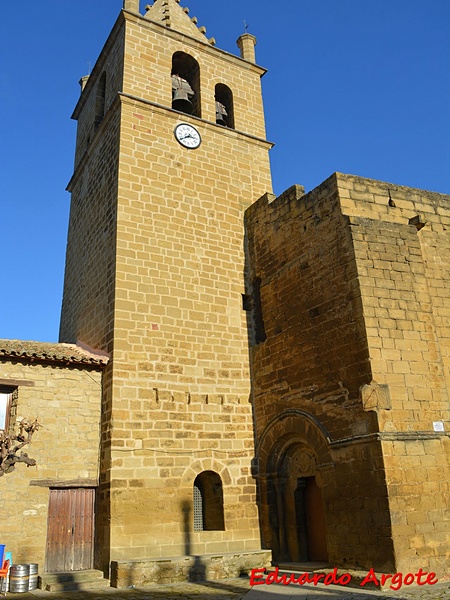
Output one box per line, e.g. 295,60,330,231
278,444,328,563
256,411,333,566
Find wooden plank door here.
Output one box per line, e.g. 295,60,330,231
46,488,95,572
305,477,328,561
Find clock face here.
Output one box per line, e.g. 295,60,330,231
174,123,201,149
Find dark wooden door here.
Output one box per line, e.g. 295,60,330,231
46,488,95,572
305,477,328,561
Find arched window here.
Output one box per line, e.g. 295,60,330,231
215,83,234,128
94,72,106,131
193,471,225,531
171,52,201,118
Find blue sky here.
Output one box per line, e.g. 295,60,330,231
1,0,449,343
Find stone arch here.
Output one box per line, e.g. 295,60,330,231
180,460,230,539
215,83,234,128
193,471,225,532
171,51,201,117
180,459,232,487
256,409,332,476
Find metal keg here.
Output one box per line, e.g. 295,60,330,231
28,563,39,591
9,564,30,593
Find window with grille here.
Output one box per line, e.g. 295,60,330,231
193,483,204,531
193,471,225,532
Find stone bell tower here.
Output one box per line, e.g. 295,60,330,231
60,0,273,582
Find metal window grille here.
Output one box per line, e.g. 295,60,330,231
193,483,203,531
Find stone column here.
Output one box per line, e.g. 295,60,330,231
236,33,257,63
123,0,140,13
275,477,288,560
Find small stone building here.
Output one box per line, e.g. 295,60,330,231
0,341,106,572
0,0,448,588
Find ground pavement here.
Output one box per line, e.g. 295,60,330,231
7,577,448,600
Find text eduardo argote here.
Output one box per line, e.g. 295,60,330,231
250,567,438,591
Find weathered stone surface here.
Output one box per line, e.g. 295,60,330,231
0,355,103,567
111,551,272,588
245,173,450,578
59,3,273,573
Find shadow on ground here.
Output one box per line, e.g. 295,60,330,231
20,577,450,600
23,577,251,600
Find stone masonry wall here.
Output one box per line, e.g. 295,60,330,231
110,550,272,587
338,173,450,577
73,17,125,168
60,105,121,350
245,173,450,576
122,13,268,139
0,359,102,570
245,178,394,571
107,389,261,561
61,8,274,569
105,95,272,561
341,177,450,432
245,178,374,441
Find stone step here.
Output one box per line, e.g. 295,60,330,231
40,570,110,592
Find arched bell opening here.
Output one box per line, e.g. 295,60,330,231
171,52,201,118
214,83,234,128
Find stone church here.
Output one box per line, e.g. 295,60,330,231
0,0,449,589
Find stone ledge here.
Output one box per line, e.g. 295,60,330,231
111,550,272,588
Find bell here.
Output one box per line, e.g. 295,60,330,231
215,101,228,126
172,89,194,114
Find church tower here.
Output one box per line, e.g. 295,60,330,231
60,0,273,581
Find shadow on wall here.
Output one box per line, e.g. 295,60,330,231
181,499,207,582
179,500,253,596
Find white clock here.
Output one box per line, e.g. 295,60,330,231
174,123,202,149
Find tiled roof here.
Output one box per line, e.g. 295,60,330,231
0,340,109,367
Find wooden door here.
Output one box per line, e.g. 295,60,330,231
46,488,95,572
305,477,328,561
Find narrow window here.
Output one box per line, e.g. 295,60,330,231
171,52,201,117
0,389,13,432
242,294,252,311
215,84,234,128
193,471,225,531
253,277,267,344
94,72,106,131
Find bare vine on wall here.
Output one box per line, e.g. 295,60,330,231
0,419,41,476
